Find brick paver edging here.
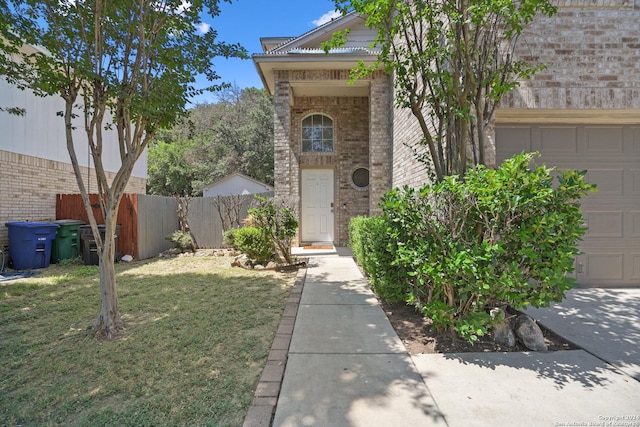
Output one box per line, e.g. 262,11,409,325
242,264,307,427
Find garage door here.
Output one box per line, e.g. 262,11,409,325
496,124,640,287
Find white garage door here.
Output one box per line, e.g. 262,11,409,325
496,124,640,287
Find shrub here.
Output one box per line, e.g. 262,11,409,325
348,216,368,268
249,196,298,264
223,228,238,247
233,226,274,262
381,152,596,343
165,230,194,251
348,216,409,302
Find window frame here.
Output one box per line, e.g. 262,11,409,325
301,113,334,153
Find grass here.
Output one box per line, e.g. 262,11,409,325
0,255,297,426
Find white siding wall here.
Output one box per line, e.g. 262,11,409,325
0,81,147,178
344,27,378,50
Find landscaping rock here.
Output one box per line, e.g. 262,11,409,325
120,254,134,262
266,261,277,269
493,319,516,347
158,247,183,258
232,254,249,268
515,314,548,351
254,264,265,270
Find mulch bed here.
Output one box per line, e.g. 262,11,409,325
380,300,580,354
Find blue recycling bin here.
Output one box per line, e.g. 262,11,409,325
5,221,60,269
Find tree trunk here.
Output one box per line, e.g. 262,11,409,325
92,212,124,340
176,195,198,252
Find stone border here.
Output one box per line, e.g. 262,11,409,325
242,264,307,427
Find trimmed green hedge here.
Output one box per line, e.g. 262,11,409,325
348,216,408,303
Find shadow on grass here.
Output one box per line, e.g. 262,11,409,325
0,257,297,426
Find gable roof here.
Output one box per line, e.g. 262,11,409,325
253,11,381,97
202,172,273,192
266,11,369,54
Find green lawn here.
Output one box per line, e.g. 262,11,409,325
0,255,296,426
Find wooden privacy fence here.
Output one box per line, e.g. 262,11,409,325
56,194,141,259
56,193,271,260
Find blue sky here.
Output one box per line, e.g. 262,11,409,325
191,0,341,104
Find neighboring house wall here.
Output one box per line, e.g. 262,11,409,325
0,78,147,250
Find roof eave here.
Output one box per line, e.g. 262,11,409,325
253,53,380,95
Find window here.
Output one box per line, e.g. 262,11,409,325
302,114,333,152
352,167,369,188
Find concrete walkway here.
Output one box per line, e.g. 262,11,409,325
263,248,640,427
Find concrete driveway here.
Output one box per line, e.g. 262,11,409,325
525,287,640,381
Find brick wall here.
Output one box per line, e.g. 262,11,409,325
0,150,146,250
273,71,292,200
501,3,640,110
368,71,393,215
391,105,429,189
272,69,384,246
291,96,370,246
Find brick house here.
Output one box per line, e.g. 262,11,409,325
0,43,147,251
254,2,639,287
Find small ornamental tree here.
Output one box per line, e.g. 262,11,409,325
329,0,557,181
248,196,299,264
0,0,245,339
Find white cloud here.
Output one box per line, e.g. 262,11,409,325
176,1,192,14
312,10,342,27
195,22,210,34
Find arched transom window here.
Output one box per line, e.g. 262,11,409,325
302,114,334,153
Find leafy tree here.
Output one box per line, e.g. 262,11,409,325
0,0,245,339
330,0,556,181
147,137,199,196
147,86,274,196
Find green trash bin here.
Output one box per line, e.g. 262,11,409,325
51,220,85,263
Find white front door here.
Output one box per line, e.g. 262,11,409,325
301,169,334,242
